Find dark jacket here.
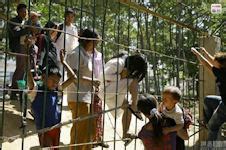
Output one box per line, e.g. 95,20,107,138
8,16,29,52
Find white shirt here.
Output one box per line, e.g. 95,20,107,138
98,57,133,117
162,104,184,125
54,24,79,61
66,46,102,104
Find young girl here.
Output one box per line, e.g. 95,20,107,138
60,48,106,148
98,53,147,142
137,94,177,150
66,29,104,150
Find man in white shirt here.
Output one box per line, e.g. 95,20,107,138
54,8,79,70
98,54,147,145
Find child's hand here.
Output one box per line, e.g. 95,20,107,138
60,49,65,63
162,127,170,135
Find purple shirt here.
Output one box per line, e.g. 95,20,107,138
138,124,176,150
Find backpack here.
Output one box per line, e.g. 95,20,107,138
36,34,58,70
55,23,64,42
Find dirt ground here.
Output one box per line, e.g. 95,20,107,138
0,60,145,150
1,96,202,150
0,55,203,150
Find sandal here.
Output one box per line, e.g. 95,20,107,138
92,141,109,148
123,133,138,146
128,106,143,121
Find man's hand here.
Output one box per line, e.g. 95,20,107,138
200,47,207,53
191,47,200,57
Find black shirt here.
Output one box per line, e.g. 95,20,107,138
212,67,226,104
8,16,29,52
40,35,58,69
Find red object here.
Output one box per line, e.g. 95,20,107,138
93,94,103,141
38,128,60,150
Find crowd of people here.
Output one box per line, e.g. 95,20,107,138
7,3,226,150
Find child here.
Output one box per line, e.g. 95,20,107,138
27,64,75,149
137,94,177,150
26,35,75,148
59,48,105,149
66,29,104,150
97,53,147,143
191,47,226,141
159,86,188,150
26,11,42,79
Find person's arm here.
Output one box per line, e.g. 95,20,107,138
24,38,38,102
191,47,213,71
60,49,100,89
129,79,138,109
158,102,164,113
59,49,80,90
27,66,35,90
200,47,215,65
8,18,29,37
24,37,35,90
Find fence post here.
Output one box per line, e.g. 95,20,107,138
199,36,221,141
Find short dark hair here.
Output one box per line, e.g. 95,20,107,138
41,21,57,34
137,94,158,115
78,28,99,44
125,54,147,82
42,65,61,78
17,4,27,12
44,21,57,29
163,86,182,101
65,8,75,16
214,52,226,69
137,94,163,146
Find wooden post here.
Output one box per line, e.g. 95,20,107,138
199,36,221,141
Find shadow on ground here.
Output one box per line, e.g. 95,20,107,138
2,99,36,139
